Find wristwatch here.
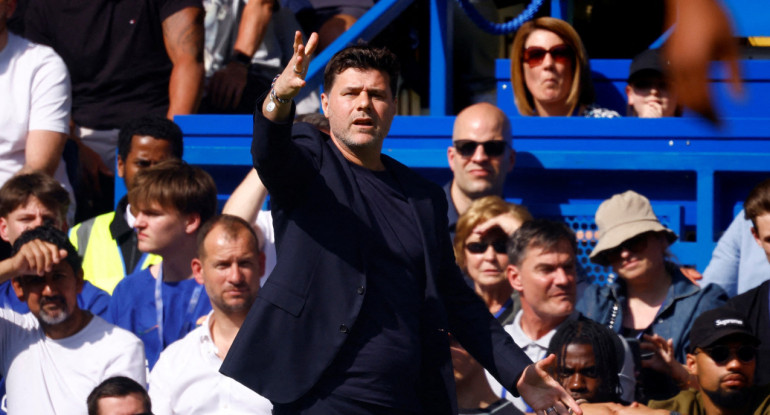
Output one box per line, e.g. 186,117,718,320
228,51,251,67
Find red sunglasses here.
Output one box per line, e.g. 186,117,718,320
522,45,574,67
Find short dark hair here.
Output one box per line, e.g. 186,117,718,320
117,115,184,162
86,376,151,415
744,178,770,228
0,173,69,221
13,225,81,273
323,44,400,97
507,219,577,266
196,214,261,259
129,159,218,226
546,318,624,403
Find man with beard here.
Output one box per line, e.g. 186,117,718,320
149,215,272,414
0,225,145,414
624,307,770,415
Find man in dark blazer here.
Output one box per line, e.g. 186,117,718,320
220,32,580,415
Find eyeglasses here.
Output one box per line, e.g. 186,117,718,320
453,140,508,158
523,45,574,68
466,240,507,254
697,345,757,364
602,232,651,263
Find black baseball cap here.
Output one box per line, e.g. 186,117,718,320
689,307,760,352
628,49,669,81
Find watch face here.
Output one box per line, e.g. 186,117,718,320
266,100,276,112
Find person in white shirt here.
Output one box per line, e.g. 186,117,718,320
149,214,271,414
0,0,73,216
0,225,146,415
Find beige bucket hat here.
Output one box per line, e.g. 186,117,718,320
589,190,677,264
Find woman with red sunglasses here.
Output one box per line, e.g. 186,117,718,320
510,17,618,118
453,196,532,326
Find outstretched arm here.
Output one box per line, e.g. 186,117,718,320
262,31,318,122
163,6,205,117
223,169,268,224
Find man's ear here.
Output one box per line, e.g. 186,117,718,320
116,155,126,178
185,213,202,235
0,217,10,243
507,264,524,292
191,258,204,285
447,146,457,171
321,93,329,117
686,353,698,376
11,277,25,302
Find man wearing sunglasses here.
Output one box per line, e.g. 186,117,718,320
644,307,770,415
446,103,516,241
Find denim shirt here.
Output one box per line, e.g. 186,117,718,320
576,263,728,363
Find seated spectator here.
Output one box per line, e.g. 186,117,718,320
446,103,516,242
150,214,271,414
87,376,152,415
0,225,145,414
107,160,216,368
578,190,727,400
0,0,73,216
510,17,619,118
489,219,635,412
546,318,627,405
721,179,770,386
222,169,276,283
202,0,318,114
69,116,183,294
626,49,680,118
642,307,769,415
453,195,531,324
450,334,524,415
0,173,109,316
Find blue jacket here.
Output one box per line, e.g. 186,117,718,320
576,264,727,363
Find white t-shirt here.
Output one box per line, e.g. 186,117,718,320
0,310,146,415
0,33,73,201
256,209,276,285
149,312,272,415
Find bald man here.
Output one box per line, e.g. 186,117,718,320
446,103,516,239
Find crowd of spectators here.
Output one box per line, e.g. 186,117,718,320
1,0,767,414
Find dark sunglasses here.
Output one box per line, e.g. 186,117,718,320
466,240,507,254
523,45,574,68
453,140,508,158
602,232,651,263
697,345,756,364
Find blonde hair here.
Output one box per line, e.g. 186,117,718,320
453,196,532,271
510,17,594,116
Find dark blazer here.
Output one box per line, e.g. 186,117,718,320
220,104,531,414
